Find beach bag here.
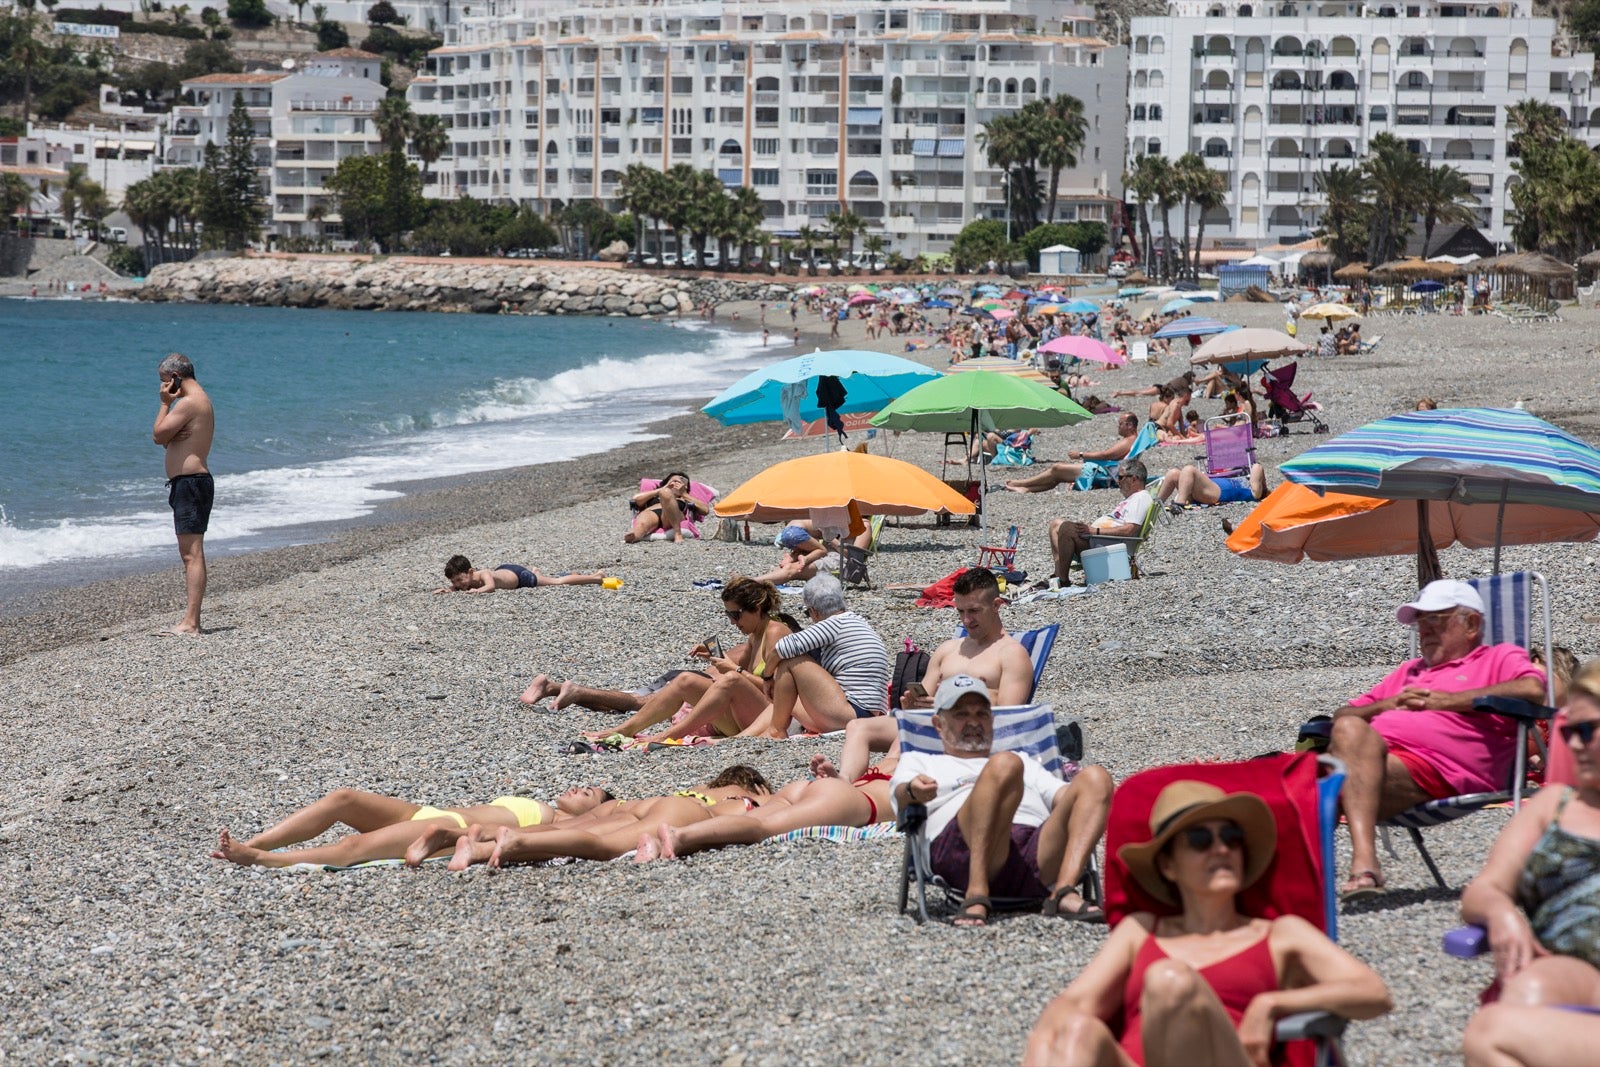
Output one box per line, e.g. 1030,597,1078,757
1296,715,1333,753
890,639,930,712
840,544,870,585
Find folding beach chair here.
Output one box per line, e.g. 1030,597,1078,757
1074,421,1159,491
975,525,1021,573
1203,414,1256,478
1085,498,1160,579
894,702,1100,924
1106,753,1355,1067
1261,363,1329,434
1381,571,1558,888
953,622,1060,703
629,477,718,539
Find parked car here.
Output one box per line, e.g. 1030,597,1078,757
107,227,128,244
1107,262,1130,278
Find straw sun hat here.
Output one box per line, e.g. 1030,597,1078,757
1117,781,1278,906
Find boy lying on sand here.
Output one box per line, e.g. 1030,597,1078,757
433,554,605,593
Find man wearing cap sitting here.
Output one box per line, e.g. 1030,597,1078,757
891,674,1113,926
1329,579,1546,901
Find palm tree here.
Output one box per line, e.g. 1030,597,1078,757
658,163,698,263
1171,152,1209,278
1124,155,1164,276
978,112,1039,233
374,96,414,155
0,173,32,234
729,186,763,272
58,163,90,237
1415,162,1478,257
1140,155,1178,280
861,233,887,274
795,224,820,275
826,210,864,273
616,164,658,263
409,114,449,184
1315,162,1367,264
1506,99,1567,159
1027,94,1088,225
683,168,726,265
775,237,796,275
1188,164,1229,280
1363,133,1423,265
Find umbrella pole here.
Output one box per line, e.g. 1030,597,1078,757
1416,499,1443,587
1493,482,1508,575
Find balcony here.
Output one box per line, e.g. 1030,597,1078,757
290,98,378,113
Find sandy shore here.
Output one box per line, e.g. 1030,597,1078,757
6,292,1600,1064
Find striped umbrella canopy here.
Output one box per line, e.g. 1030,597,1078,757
942,356,1054,385
1280,407,1600,576
1153,317,1239,340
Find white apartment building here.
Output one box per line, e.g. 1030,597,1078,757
30,122,160,204
406,0,1127,257
167,49,386,236
1127,0,1600,248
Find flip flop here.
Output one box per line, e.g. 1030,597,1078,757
1339,869,1386,903
1043,885,1105,924
952,895,992,927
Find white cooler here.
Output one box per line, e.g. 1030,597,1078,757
1082,543,1132,586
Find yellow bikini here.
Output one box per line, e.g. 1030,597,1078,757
409,796,548,829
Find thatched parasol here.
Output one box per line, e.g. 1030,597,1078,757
1492,251,1576,278
1301,251,1337,271
1125,270,1151,285
1370,257,1459,281
1577,250,1600,270
1333,262,1369,281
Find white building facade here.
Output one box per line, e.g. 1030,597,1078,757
406,0,1127,258
1127,0,1600,247
167,50,386,237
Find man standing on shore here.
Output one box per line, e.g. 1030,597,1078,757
152,353,215,636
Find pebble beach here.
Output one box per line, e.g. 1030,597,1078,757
6,294,1600,1065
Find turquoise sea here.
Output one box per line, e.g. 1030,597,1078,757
0,299,765,593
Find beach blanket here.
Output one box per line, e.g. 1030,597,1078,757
764,823,899,845
915,567,971,609
1010,586,1093,605
281,855,586,872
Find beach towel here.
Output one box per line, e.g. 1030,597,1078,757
915,567,971,609
764,823,899,845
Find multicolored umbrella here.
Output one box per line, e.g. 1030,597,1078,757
1153,317,1239,340
1039,335,1126,366
942,356,1053,385
1280,407,1600,575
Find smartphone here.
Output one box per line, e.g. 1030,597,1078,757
903,682,927,701
705,637,724,659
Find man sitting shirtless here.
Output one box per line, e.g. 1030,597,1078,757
900,568,1035,710
1002,414,1140,495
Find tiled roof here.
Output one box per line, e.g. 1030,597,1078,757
314,47,383,59
182,72,289,85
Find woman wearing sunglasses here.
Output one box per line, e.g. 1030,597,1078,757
1461,660,1600,1067
575,577,798,743
1023,781,1391,1066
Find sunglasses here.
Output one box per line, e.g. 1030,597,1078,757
725,608,746,622
1560,720,1600,746
1181,823,1247,852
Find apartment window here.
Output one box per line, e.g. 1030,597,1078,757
752,168,779,185
754,138,778,154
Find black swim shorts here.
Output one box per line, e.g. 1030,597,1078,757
167,472,215,535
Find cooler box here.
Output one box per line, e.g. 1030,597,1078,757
1082,543,1131,586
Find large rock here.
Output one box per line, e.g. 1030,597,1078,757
597,240,630,262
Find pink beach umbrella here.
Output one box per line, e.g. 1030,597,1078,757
1039,335,1127,366
847,293,877,306
989,308,1016,320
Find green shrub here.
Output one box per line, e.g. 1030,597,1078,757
315,19,349,49
226,0,272,27
124,20,208,38
106,244,147,276
52,7,129,23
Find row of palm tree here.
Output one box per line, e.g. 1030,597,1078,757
1124,153,1229,280
1315,133,1478,266
1503,99,1600,260
977,94,1090,234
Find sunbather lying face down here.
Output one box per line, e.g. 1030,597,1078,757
209,784,615,869
633,750,900,863
444,765,777,870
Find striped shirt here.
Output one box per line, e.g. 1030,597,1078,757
775,611,890,713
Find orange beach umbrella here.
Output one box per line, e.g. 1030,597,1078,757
714,450,976,528
1227,481,1600,565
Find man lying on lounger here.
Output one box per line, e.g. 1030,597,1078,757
1002,414,1140,494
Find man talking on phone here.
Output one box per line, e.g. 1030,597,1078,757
152,352,215,636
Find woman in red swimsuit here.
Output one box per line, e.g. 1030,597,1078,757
1023,781,1392,1066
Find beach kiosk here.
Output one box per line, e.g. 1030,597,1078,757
1037,244,1080,275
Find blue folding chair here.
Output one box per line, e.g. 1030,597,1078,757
1074,421,1159,491
893,703,1100,924
1382,571,1556,888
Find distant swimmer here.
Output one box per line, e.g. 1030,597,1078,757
433,555,606,594
152,353,215,636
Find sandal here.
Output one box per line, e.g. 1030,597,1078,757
1339,869,1386,903
952,895,992,927
1043,885,1105,924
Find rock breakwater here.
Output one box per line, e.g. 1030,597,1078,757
133,255,799,315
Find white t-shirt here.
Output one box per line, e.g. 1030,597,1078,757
1097,489,1152,532
890,750,1062,840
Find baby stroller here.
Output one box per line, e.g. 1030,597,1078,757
1261,362,1328,434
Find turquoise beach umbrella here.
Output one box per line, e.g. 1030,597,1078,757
1281,407,1600,575
702,349,941,427
1161,297,1196,314
1060,299,1099,314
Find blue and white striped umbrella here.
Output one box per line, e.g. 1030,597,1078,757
1152,317,1239,339
1281,407,1600,571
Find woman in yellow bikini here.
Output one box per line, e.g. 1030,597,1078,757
580,577,798,743
209,784,614,868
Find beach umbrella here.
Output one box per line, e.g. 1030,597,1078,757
713,451,976,551
1118,286,1146,298
990,308,1016,320
1410,280,1446,293
871,370,1092,531
1227,481,1600,566
1280,407,1600,577
1037,284,1065,293
847,293,876,306
1173,280,1201,292
937,286,965,297
1003,289,1031,301
1035,304,1061,315
1039,335,1126,366
1153,317,1239,340
960,307,994,319
1161,297,1196,314
1061,299,1099,314
924,299,954,309
702,349,941,435
1190,328,1311,365
846,284,871,294
1301,302,1360,322
942,356,1054,385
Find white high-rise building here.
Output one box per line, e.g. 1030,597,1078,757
406,0,1127,258
1127,0,1600,248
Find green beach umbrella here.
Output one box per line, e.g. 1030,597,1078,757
871,371,1092,531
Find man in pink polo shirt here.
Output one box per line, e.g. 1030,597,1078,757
1329,579,1546,901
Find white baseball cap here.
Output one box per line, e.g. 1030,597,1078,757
933,674,992,712
1397,579,1484,625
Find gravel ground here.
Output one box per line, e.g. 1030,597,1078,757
5,298,1600,1065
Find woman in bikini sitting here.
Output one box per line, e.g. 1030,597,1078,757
1460,660,1600,1067
626,471,707,544
209,784,615,869
446,765,774,870
1023,780,1392,1066
577,577,797,743
635,717,904,861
